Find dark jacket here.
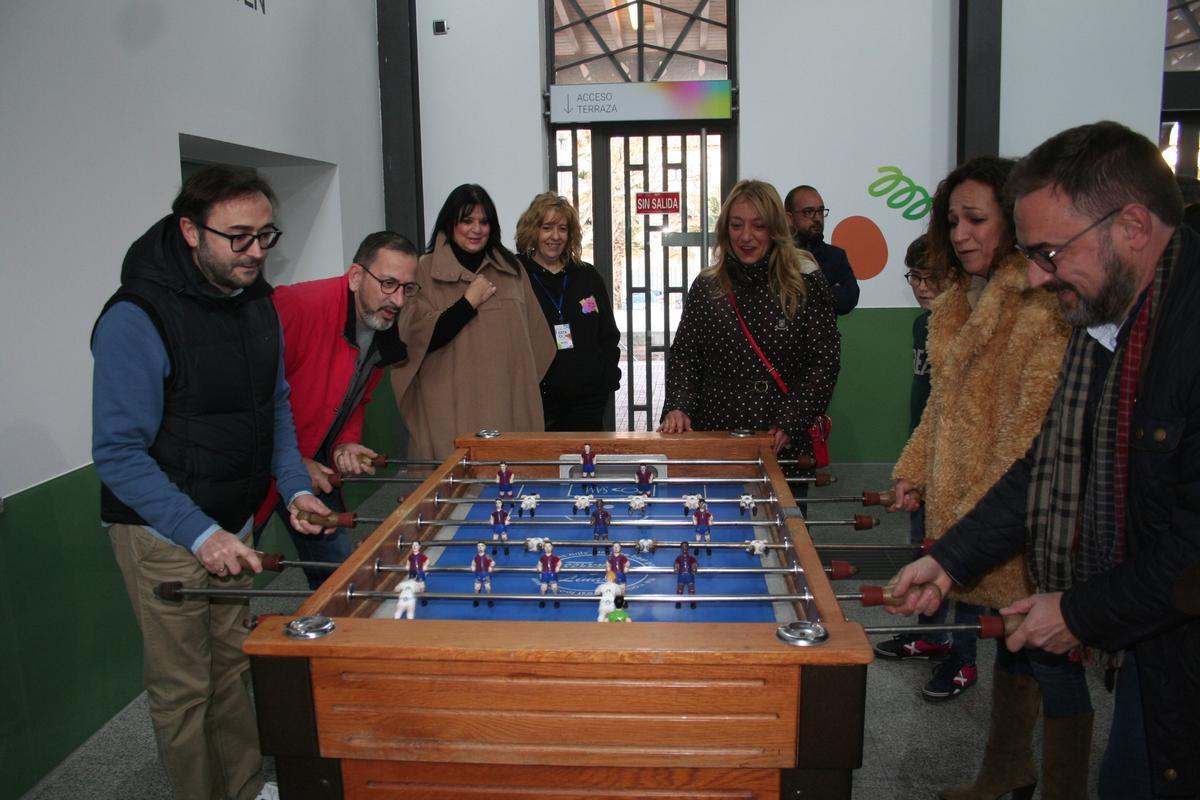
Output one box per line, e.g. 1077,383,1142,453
519,255,621,399
932,226,1200,797
663,258,840,455
95,215,279,534
794,235,860,315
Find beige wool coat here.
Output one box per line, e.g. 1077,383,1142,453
390,236,556,461
893,253,1070,609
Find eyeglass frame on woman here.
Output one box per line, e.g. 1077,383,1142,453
1014,207,1121,274
903,271,941,288
356,263,421,297
198,223,283,253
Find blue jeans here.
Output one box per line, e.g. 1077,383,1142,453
995,643,1091,719
1098,651,1157,799
262,490,350,590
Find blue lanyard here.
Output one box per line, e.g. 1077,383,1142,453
530,268,569,322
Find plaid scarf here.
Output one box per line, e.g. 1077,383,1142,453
1025,232,1179,592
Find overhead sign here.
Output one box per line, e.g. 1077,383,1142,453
549,80,732,124
635,192,681,215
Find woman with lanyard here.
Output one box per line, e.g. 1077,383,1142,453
658,179,839,471
515,193,621,431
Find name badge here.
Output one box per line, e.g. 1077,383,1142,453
554,323,574,350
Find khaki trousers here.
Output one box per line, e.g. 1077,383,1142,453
109,524,263,800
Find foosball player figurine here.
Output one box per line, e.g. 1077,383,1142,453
634,464,654,495
682,493,703,517
693,499,713,555
580,442,597,492
738,494,758,518
472,542,494,607
490,499,510,555
627,494,648,518
518,492,539,518
606,595,632,623
606,542,630,595
407,541,429,604
636,537,656,555
392,578,420,620
525,536,546,553
496,462,515,505
595,573,620,622
590,498,611,556
745,538,769,556
674,541,698,609
537,542,561,608
572,494,594,516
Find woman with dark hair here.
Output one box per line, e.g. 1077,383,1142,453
658,179,839,463
884,157,1091,800
390,184,555,460
515,192,620,431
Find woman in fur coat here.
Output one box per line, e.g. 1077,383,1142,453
886,157,1092,800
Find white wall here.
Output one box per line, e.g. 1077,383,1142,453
1000,0,1165,155
415,0,546,246
0,2,385,497
738,2,958,309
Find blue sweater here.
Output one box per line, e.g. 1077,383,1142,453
92,301,312,553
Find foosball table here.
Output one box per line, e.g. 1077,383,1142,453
242,432,877,799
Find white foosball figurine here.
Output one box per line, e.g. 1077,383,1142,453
393,578,420,620
739,494,758,517
525,536,546,553
519,493,540,518
746,538,769,556
636,537,656,554
572,494,594,515
682,493,703,516
627,494,648,517
594,579,620,622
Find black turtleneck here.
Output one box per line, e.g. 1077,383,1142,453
427,241,492,352
726,252,772,286
448,238,487,273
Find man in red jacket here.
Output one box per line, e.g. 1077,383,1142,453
255,231,419,586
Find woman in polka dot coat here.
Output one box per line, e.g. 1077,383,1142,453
658,179,840,459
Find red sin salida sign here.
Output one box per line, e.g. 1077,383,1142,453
635,191,680,215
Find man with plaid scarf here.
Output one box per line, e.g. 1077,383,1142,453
889,122,1200,800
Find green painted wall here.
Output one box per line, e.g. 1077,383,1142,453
0,313,906,799
826,307,921,464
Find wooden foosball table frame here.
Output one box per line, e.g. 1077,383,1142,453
245,432,873,800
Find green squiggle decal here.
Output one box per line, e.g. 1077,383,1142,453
868,166,931,221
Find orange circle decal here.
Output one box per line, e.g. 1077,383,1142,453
830,216,888,280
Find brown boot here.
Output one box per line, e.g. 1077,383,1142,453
939,672,1041,800
1039,712,1093,800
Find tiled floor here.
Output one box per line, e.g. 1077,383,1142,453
22,462,1114,799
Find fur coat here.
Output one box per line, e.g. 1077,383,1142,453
893,253,1069,608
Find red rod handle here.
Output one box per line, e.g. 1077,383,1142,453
813,473,834,488
861,489,896,507
977,614,1025,639
852,514,877,530
295,510,357,528
827,560,858,580
859,581,943,608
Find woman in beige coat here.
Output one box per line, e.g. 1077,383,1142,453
390,184,555,460
886,157,1091,800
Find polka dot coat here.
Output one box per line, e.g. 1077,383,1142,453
663,259,841,457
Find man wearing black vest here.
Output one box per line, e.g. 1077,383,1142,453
92,164,331,800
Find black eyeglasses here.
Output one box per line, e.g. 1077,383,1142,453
794,207,830,219
358,263,420,296
199,223,283,253
1014,207,1120,274
903,271,940,288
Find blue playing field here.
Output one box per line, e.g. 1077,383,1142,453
411,478,781,623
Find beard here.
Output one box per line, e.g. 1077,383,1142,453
1051,231,1138,328
357,294,399,331
195,237,263,293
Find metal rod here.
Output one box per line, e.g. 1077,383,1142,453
396,537,791,550
861,623,992,635
376,564,808,576
449,476,771,486
374,456,816,469
161,584,819,604
434,495,779,506
414,517,778,528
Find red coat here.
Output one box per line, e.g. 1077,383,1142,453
254,274,407,526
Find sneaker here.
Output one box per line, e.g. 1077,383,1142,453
874,634,951,661
922,658,978,701
255,781,280,800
